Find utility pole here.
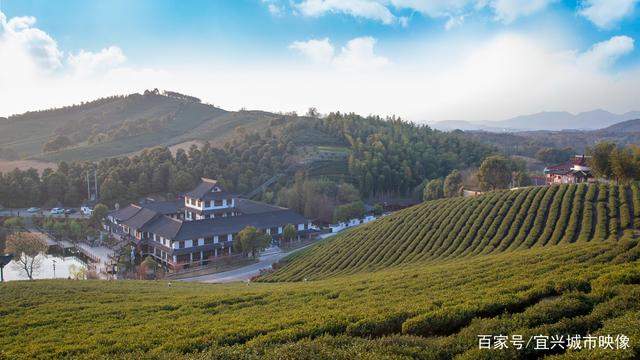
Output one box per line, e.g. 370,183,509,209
52,259,56,279
87,168,98,204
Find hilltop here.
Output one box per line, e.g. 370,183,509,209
263,183,640,281
0,90,295,162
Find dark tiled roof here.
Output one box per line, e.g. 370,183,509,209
122,208,162,230
110,205,143,222
140,200,183,215
141,216,183,239
184,178,219,198
236,198,285,214
145,210,308,241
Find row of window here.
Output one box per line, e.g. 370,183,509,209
175,234,235,249
186,197,234,209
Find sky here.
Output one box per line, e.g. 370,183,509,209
0,0,639,123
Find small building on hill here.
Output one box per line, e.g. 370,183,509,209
107,178,316,271
544,155,592,185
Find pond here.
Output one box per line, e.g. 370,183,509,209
3,247,94,281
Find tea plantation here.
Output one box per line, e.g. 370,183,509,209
264,184,640,281
0,184,639,359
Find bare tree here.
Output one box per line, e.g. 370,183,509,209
5,232,48,280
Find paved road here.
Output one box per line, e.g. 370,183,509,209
0,208,88,219
178,245,312,283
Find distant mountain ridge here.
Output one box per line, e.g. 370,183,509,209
433,109,640,132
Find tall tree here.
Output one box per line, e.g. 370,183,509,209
477,155,512,191
282,224,297,245
443,170,463,198
587,142,616,180
234,226,271,258
610,147,636,184
5,232,48,280
423,178,444,201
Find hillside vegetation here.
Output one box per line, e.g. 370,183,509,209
264,183,640,281
1,240,639,359
0,92,297,162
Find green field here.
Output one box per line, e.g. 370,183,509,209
1,184,639,359
265,184,640,281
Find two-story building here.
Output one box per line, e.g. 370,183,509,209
544,155,592,185
108,178,315,271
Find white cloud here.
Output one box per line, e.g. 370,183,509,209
578,35,634,69
68,46,127,75
261,0,284,16
290,36,389,70
0,12,63,71
579,0,638,29
291,0,555,25
445,14,465,30
290,38,335,64
295,0,396,24
485,0,557,23
333,36,390,70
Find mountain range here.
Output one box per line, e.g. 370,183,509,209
432,109,640,132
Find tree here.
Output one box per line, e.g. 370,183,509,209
306,107,320,118
514,171,531,187
587,142,616,180
91,203,109,228
282,224,297,245
423,179,444,201
333,201,365,223
477,155,512,191
610,147,637,184
235,226,271,258
535,147,573,165
372,203,384,216
443,170,463,198
5,232,48,280
139,256,159,280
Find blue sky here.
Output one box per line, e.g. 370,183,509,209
1,0,639,122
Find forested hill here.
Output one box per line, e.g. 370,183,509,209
263,183,640,281
0,90,290,162
0,109,493,218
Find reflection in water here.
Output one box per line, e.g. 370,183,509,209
4,247,94,281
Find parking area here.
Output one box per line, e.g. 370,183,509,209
0,208,90,219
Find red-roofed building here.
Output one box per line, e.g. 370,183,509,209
544,155,592,185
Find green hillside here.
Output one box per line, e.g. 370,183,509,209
1,240,639,359
0,92,299,162
263,183,640,281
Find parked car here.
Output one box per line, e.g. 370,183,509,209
65,208,77,214
51,208,64,214
27,207,41,213
81,206,93,216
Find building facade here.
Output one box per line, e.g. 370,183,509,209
544,155,592,185
108,178,315,271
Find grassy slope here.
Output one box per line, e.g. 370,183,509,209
0,241,639,359
1,184,639,359
264,184,640,281
1,94,296,162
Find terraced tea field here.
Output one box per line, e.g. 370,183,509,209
264,184,640,281
1,184,639,359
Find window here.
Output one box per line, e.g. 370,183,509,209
179,241,185,249
214,199,223,207
205,201,211,208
